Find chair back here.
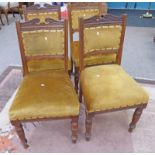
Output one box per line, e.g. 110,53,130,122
68,2,107,45
79,14,127,71
23,3,61,22
16,18,68,76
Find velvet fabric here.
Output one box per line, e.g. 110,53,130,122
9,70,80,121
22,30,64,56
80,64,149,113
27,12,59,23
71,41,116,67
71,9,99,30
84,25,122,53
27,59,71,72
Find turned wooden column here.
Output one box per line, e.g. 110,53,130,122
128,106,145,132
71,116,78,143
85,113,93,141
11,121,29,148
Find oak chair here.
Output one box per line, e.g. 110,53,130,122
9,18,80,148
79,14,149,141
68,2,108,91
0,2,22,25
22,3,61,22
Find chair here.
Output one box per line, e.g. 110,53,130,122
68,2,108,91
0,2,22,25
9,18,80,148
23,3,61,22
79,14,149,141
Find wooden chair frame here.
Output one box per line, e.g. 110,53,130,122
22,3,61,21
12,18,79,148
68,2,107,92
79,14,148,141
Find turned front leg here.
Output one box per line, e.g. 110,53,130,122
71,117,78,143
11,121,29,148
85,113,93,141
129,106,145,132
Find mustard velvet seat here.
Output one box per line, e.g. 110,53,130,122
9,70,79,121
80,64,149,112
71,41,116,67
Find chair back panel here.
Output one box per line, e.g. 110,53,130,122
71,9,99,30
23,3,61,22
84,25,122,53
16,18,68,75
79,14,127,71
22,30,64,56
68,2,107,32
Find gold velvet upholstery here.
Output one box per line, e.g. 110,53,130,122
71,9,99,30
27,12,59,23
22,30,64,56
80,64,149,112
27,59,71,72
71,41,116,67
9,70,80,121
21,29,71,71
84,25,122,53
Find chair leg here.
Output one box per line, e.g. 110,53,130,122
70,57,73,74
128,107,144,132
4,9,9,25
11,121,29,149
79,86,82,103
85,113,93,141
68,70,71,77
0,17,4,25
74,67,79,93
0,12,4,25
10,9,15,17
18,6,23,19
71,117,78,143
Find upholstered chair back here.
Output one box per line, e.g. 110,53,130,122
79,14,127,71
16,18,68,76
23,3,61,23
68,3,107,31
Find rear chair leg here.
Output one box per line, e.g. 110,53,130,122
85,113,93,141
74,67,79,93
11,121,29,148
18,6,23,19
128,106,145,132
71,117,78,143
79,86,82,103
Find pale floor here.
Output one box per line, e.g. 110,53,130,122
0,14,155,80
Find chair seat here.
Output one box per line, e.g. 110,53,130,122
71,41,116,67
80,64,149,112
27,59,71,72
9,70,79,121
